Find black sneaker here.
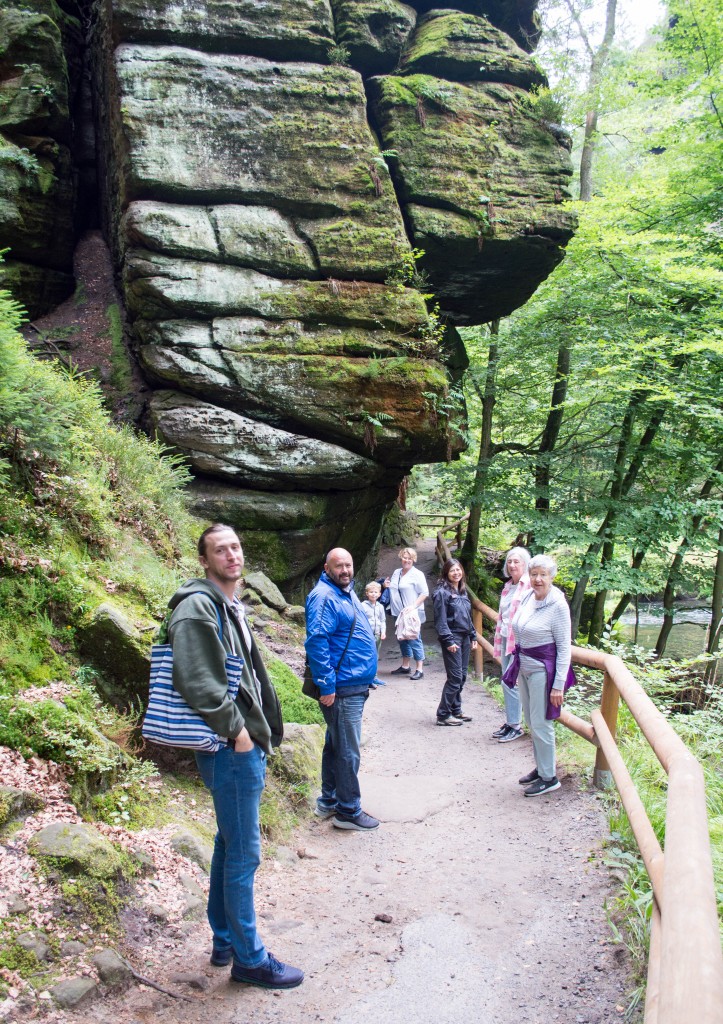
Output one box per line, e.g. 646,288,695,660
523,776,561,797
492,723,512,739
210,947,232,967
410,670,424,680
436,717,463,726
499,726,524,743
390,666,411,675
452,712,472,721
231,953,304,989
332,810,380,830
518,768,540,785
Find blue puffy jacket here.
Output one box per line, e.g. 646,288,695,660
305,572,377,695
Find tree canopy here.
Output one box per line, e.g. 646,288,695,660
415,0,723,652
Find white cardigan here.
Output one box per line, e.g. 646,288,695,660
388,566,428,623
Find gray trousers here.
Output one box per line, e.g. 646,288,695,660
517,660,556,780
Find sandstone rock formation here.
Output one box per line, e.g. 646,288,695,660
0,0,84,316
3,0,574,593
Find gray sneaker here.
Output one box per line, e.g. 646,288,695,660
332,810,380,830
314,804,336,819
524,776,561,797
498,726,524,743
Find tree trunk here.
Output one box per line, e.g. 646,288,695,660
532,345,570,544
571,379,672,640
654,456,723,656
654,550,681,657
607,547,648,624
572,0,618,202
570,382,643,634
460,322,499,574
588,587,609,645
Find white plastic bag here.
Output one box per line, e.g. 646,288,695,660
395,606,421,641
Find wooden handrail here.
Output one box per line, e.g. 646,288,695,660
434,522,723,1023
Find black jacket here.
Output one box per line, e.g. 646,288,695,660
433,585,476,648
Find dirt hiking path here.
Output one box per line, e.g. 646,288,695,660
87,541,631,1024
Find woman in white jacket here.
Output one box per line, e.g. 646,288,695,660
385,548,428,680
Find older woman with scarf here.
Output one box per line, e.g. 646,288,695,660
503,554,575,797
492,546,531,743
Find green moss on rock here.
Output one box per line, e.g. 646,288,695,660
330,0,416,76
400,10,546,89
109,0,335,63
367,73,575,321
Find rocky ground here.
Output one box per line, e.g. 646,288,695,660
70,541,636,1024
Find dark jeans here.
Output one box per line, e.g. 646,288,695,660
319,690,369,817
195,744,267,969
436,633,471,720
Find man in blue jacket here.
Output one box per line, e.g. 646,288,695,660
305,548,380,831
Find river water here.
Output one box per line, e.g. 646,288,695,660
617,603,713,660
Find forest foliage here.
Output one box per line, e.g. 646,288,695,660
416,0,723,654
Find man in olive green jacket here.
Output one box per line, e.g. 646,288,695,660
168,523,303,990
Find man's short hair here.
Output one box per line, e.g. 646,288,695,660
198,523,238,557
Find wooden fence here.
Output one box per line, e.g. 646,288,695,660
435,520,723,1024
415,512,466,548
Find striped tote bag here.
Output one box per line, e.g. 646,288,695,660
142,602,244,752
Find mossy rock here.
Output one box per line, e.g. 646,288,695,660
50,977,98,1009
0,140,76,267
0,785,44,827
367,72,575,322
141,338,457,463
109,0,335,63
382,505,420,547
76,601,151,707
29,822,125,879
402,0,541,54
124,252,426,332
0,0,82,316
188,479,398,533
272,723,324,806
400,10,546,89
331,0,417,76
0,257,74,319
243,571,288,613
123,201,319,278
267,662,323,728
148,391,385,492
170,828,213,872
110,48,404,225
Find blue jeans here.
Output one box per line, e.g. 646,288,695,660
195,744,267,968
500,650,521,727
399,634,424,662
319,691,368,817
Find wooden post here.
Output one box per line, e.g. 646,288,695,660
472,608,483,679
658,754,723,1023
645,901,661,1024
593,670,619,789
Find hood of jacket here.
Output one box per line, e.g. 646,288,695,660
169,577,229,612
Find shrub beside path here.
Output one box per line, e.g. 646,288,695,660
87,540,633,1024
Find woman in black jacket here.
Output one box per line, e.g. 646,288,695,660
433,559,478,726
